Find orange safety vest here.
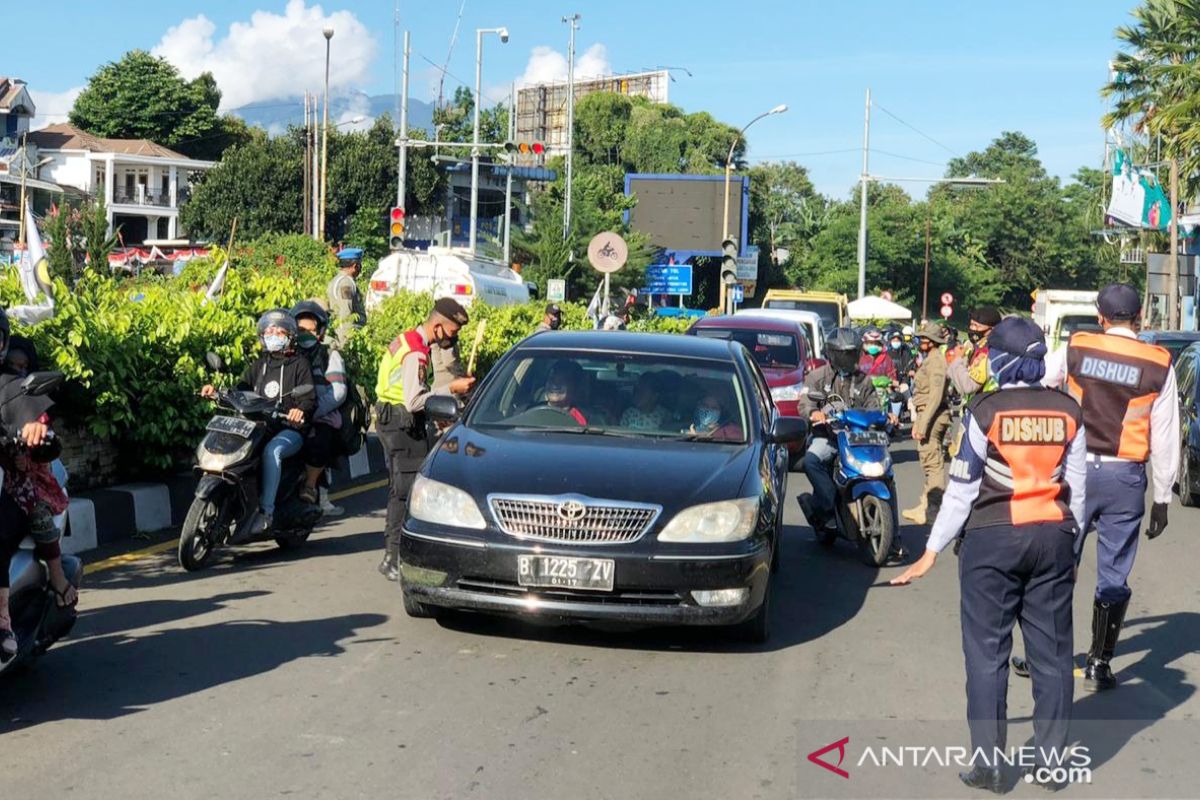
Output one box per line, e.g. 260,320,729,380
1064,331,1170,462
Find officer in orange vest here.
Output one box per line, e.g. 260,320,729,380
893,317,1087,793
373,298,475,580
1028,283,1178,692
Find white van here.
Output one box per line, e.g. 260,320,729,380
735,308,826,359
366,247,533,310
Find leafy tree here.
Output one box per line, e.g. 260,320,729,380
345,205,389,260
747,161,823,288
70,50,248,160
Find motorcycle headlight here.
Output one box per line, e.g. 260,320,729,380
658,497,759,543
196,440,254,472
842,444,891,477
770,384,804,402
409,475,487,530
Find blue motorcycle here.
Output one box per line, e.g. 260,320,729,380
807,398,900,566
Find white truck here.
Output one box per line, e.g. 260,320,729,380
366,247,533,311
1033,289,1100,352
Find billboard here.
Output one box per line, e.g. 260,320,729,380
624,174,748,259
516,70,669,155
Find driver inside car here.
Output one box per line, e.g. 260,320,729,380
687,392,743,441
542,361,591,426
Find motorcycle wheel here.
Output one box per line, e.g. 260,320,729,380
178,498,221,571
856,496,895,567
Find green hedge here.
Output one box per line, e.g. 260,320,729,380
2,240,692,474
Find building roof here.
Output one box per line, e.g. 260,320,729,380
27,123,189,160
0,78,34,114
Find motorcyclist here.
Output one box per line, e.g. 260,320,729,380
797,327,883,536
201,310,315,535
859,326,898,381
887,327,915,378
291,301,347,507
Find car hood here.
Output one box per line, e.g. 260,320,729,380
425,426,756,509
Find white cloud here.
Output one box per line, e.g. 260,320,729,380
336,93,373,132
28,86,83,130
516,43,611,87
152,0,376,111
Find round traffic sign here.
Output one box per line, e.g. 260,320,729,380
940,292,954,305
881,290,893,302
940,304,953,318
587,232,628,274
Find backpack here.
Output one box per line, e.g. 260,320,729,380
339,382,370,456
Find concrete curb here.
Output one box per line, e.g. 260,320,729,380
58,434,387,556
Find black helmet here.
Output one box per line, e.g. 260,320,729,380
257,308,298,351
290,300,329,333
825,326,862,376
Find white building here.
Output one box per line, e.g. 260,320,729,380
29,123,213,243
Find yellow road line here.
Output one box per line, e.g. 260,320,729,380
84,479,388,575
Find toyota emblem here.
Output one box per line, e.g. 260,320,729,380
556,500,587,524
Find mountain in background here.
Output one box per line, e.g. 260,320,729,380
231,91,435,133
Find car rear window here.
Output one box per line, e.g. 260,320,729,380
692,328,800,369
764,300,839,330
468,350,749,443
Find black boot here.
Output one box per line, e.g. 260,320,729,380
926,488,945,524
1084,598,1128,692
959,765,1006,794
378,546,399,582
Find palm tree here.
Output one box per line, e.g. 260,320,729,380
1102,0,1200,195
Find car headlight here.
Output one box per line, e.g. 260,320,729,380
658,497,759,543
408,475,487,529
770,384,804,402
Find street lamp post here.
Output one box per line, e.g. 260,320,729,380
319,25,334,241
469,26,509,255
721,103,787,313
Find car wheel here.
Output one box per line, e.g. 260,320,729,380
402,585,437,619
730,579,771,644
1181,445,1199,507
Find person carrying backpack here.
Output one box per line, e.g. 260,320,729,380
291,301,354,507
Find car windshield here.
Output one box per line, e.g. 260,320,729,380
1059,315,1103,342
467,350,749,443
764,300,839,330
692,328,800,369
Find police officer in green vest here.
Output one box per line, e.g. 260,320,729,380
374,298,475,580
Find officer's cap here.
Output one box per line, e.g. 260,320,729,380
988,316,1046,359
1097,283,1141,321
917,321,947,344
969,306,1002,327
545,303,562,317
336,247,364,261
433,297,469,326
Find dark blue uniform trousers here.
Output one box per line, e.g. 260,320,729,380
1074,459,1145,604
960,523,1075,759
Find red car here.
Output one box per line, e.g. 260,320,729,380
686,315,814,465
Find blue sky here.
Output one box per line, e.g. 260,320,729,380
8,0,1137,198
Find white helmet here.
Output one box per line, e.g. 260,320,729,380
902,325,914,336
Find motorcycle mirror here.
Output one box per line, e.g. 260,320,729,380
21,370,65,397
205,352,227,372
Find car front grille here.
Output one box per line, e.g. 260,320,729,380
488,494,661,545
457,578,681,606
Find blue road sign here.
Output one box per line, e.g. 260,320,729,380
731,284,745,303
643,265,693,295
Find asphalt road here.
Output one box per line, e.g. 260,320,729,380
2,443,1199,799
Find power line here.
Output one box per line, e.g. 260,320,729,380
416,52,512,108
870,148,948,168
872,101,960,158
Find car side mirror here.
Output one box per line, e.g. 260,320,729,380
205,352,227,372
426,394,461,423
21,370,64,397
769,417,808,445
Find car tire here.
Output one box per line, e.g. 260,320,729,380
730,580,771,644
1180,445,1199,507
402,585,437,619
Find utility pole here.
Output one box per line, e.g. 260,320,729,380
562,13,581,241
320,26,334,241
1169,157,1180,329
923,215,931,322
311,93,320,240
18,132,28,245
397,31,410,209
856,88,871,300
503,82,515,265
303,92,311,237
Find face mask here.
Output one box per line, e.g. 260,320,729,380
694,407,720,429
865,345,882,356
546,382,568,404
890,341,902,350
297,332,319,349
439,336,457,350
967,330,985,345
548,318,562,330
263,334,288,353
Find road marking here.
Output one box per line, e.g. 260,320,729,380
84,479,388,575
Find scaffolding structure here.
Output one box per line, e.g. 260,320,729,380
516,69,670,158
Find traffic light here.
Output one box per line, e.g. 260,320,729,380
503,140,546,157
389,207,405,250
720,238,738,285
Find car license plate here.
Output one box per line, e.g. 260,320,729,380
207,415,257,438
517,555,615,591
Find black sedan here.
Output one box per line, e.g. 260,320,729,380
398,331,807,642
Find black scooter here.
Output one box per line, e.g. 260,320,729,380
1,371,79,678
178,354,320,571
